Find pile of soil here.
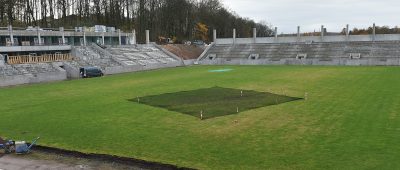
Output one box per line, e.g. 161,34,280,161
162,44,205,60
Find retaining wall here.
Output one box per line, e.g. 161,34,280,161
0,70,67,87
104,60,183,75
198,58,400,66
62,62,80,78
183,59,196,66
0,75,30,87
29,70,67,83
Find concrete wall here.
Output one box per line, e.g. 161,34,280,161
215,38,235,44
183,59,196,66
62,62,80,79
104,60,183,75
215,34,400,45
0,75,30,87
0,69,67,87
198,58,400,66
0,55,4,66
29,70,67,84
197,43,215,61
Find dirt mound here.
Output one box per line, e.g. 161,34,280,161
162,44,204,60
33,145,195,170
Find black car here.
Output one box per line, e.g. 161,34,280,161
80,67,104,78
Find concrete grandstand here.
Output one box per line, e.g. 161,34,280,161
0,26,183,87
2,24,400,87
197,25,400,66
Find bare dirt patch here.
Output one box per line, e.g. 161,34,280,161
0,145,194,170
162,44,205,60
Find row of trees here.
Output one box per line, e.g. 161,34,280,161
342,26,400,35
0,0,273,43
278,25,400,37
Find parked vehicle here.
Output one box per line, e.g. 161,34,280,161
80,67,104,78
192,40,205,46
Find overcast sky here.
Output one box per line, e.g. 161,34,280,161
222,0,400,33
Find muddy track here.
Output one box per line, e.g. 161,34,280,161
33,145,196,170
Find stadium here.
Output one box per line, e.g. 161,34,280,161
1,25,400,169
1,1,400,169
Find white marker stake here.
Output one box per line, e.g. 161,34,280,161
237,107,239,113
137,97,140,103
241,91,243,97
200,110,203,120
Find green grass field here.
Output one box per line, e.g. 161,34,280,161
1,65,400,169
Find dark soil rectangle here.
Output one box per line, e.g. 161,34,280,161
131,87,302,119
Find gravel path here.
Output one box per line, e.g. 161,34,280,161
0,152,141,170
0,155,89,170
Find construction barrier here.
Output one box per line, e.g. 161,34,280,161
7,53,73,64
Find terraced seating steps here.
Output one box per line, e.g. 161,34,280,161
72,46,122,70
107,45,178,66
203,41,400,60
0,65,22,76
0,63,60,78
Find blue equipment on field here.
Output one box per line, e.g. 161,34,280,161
0,137,40,154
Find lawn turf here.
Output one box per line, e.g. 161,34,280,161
1,65,400,169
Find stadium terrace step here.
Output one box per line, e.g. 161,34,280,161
0,61,67,87
106,45,178,66
200,41,400,65
11,63,59,75
0,65,22,76
71,45,122,70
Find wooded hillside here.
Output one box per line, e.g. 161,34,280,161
0,0,273,42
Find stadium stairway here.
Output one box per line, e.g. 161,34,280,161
0,62,67,87
65,43,183,77
68,45,122,70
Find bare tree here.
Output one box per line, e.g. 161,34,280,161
0,0,273,42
